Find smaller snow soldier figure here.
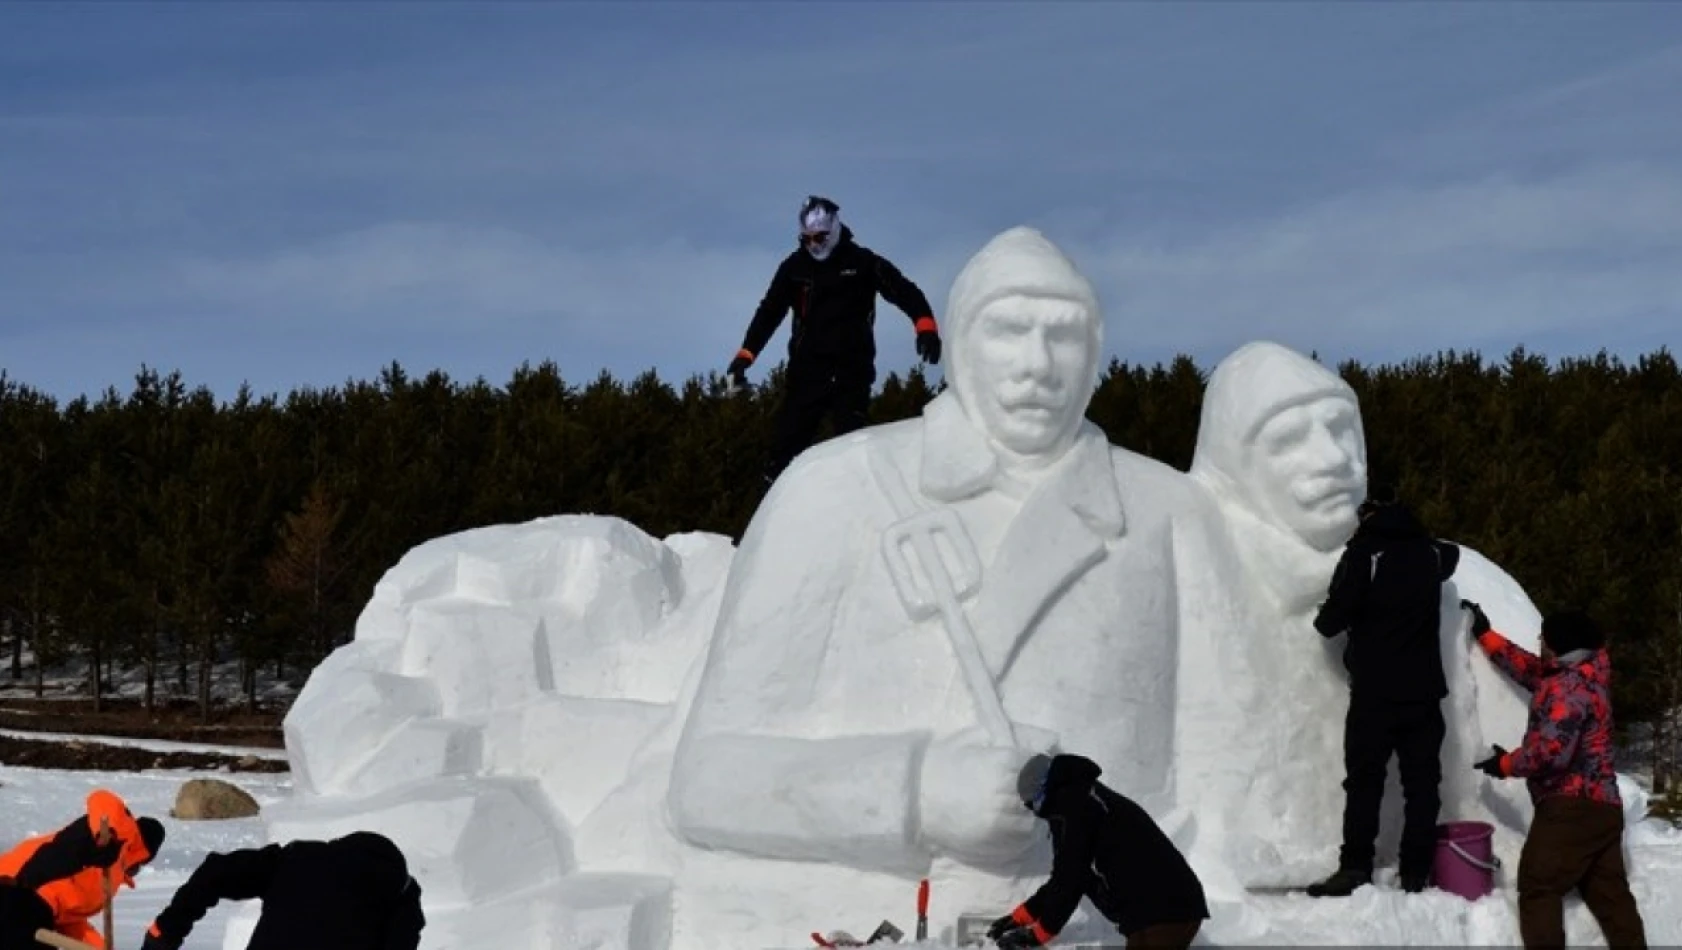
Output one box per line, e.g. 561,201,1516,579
1308,486,1460,897
985,754,1208,950
727,194,941,485
0,788,165,950
1464,601,1647,949
139,831,424,950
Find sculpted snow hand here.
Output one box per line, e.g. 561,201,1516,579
917,727,1047,868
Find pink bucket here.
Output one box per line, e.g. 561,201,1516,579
1433,820,1500,900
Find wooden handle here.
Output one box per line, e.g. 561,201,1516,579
102,870,115,950
95,815,115,950
36,929,101,950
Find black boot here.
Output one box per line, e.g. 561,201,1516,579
1305,866,1371,898
1399,869,1430,893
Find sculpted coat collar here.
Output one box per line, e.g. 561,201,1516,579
907,390,1129,678
916,389,1127,539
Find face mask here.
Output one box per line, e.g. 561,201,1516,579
798,198,842,260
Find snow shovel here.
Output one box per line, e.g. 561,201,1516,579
871,448,1016,747
35,931,100,950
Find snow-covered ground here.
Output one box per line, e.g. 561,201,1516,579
1,763,290,950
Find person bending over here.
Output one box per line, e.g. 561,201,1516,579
140,831,423,950
986,754,1208,950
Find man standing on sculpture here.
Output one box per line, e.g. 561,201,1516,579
1308,486,1460,896
726,195,942,484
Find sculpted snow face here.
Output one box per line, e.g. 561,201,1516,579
665,226,1238,947
1190,341,1367,570
944,228,1101,466
1183,340,1543,887
1181,342,1371,886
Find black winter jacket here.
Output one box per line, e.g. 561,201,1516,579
1015,755,1208,939
1313,502,1460,702
148,832,423,950
739,227,934,373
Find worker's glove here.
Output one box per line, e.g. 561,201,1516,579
1460,599,1490,637
987,912,1043,949
992,926,1041,950
727,350,753,388
1474,744,1509,778
140,923,182,950
986,914,1016,941
914,318,942,365
88,837,124,869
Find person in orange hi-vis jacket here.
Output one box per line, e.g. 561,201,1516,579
0,789,166,950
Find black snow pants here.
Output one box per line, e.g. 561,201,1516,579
1338,694,1445,876
765,359,874,483
0,883,54,950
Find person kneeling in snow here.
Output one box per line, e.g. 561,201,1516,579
986,754,1209,950
1464,602,1647,949
0,788,165,950
139,831,424,950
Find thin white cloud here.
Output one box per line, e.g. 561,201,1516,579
5,3,1682,403
1058,163,1682,360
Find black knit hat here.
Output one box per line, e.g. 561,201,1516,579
1016,753,1053,809
1357,483,1398,519
1541,610,1605,655
137,817,165,863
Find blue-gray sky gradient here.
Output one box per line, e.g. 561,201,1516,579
3,2,1680,403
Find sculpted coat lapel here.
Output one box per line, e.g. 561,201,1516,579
913,391,1127,681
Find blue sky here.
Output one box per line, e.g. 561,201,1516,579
3,1,1680,403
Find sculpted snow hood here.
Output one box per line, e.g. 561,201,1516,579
1189,340,1366,556
944,226,1103,425
1190,341,1362,499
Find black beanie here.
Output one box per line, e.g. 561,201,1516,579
137,817,165,862
1358,483,1398,518
1542,610,1605,655
1016,753,1053,808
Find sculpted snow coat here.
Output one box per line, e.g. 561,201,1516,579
667,226,1245,949
669,387,1235,876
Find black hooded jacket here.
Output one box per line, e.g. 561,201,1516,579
1017,755,1208,939
1313,502,1460,702
149,832,423,950
739,227,934,373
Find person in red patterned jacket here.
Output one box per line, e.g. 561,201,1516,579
1462,600,1647,949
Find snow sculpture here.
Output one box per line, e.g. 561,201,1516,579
238,516,736,950
266,225,1674,950
666,226,1247,948
1184,340,1540,888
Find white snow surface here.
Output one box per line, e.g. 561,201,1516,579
168,228,1682,948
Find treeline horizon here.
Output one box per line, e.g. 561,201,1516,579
1,347,1679,780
